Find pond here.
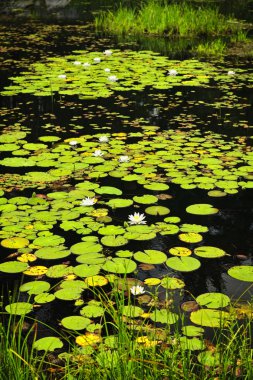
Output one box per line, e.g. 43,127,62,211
0,4,253,375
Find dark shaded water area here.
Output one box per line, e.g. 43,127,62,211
0,13,253,345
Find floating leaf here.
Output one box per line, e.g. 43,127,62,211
54,288,82,301
186,203,219,215
160,277,185,289
80,304,105,318
144,278,161,286
178,233,203,243
134,250,167,264
100,235,128,247
34,293,55,304
19,281,50,295
107,198,133,208
194,246,226,258
23,266,48,276
166,257,201,272
76,333,102,347
84,275,108,287
0,261,28,273
190,309,230,327
1,237,29,249
122,305,144,318
169,247,192,257
227,266,253,282
150,309,179,324
5,302,33,315
145,206,170,216
61,316,91,330
178,337,205,351
102,258,137,274
33,337,63,351
181,325,204,337
133,195,158,204
196,293,230,309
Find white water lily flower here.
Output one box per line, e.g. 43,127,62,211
119,155,130,162
69,140,78,146
108,75,118,82
73,61,81,65
58,74,66,79
99,136,109,143
104,49,112,56
93,149,104,156
128,212,146,225
227,70,235,75
83,62,90,67
80,197,97,206
104,68,111,73
168,69,177,76
130,285,145,295
94,57,101,63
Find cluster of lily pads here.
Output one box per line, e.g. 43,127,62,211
0,47,252,369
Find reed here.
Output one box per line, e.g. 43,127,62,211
95,0,246,38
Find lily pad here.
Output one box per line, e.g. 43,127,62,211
134,250,167,264
227,266,253,282
0,261,28,273
33,337,63,351
150,309,179,324
5,302,33,315
1,237,29,249
61,316,91,330
145,206,170,216
19,281,50,295
102,258,137,274
160,277,185,289
194,246,226,258
196,292,230,309
186,204,219,215
166,257,201,272
190,309,230,327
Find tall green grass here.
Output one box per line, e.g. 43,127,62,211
95,0,246,38
0,287,252,379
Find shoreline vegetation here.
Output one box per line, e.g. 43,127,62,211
1,287,252,379
94,0,251,57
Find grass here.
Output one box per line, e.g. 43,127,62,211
0,285,252,380
95,0,247,38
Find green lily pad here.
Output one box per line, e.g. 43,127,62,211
95,186,122,195
145,206,170,216
227,266,253,282
178,336,205,351
107,198,133,208
5,302,33,315
190,309,230,327
33,337,63,352
150,309,179,324
160,277,185,289
98,225,125,235
143,183,169,191
122,305,144,318
20,281,50,295
0,261,28,273
100,235,128,247
196,292,230,309
70,241,103,255
73,264,101,278
35,246,71,260
80,304,105,318
166,257,201,272
46,264,73,278
186,203,219,215
133,195,158,204
181,325,204,337
102,258,137,274
61,316,91,330
134,250,167,264
33,235,65,247
197,351,221,367
194,246,226,258
34,293,56,304
54,288,82,301
178,232,203,243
